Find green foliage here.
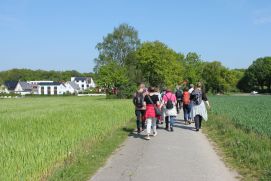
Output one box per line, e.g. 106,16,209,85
96,62,129,89
135,41,183,88
183,52,203,84
239,57,271,93
94,23,140,98
94,23,140,70
0,69,93,83
0,97,133,180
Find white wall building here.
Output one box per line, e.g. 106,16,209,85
71,77,96,91
14,81,33,95
65,81,80,94
38,82,66,95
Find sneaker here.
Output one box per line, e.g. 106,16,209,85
146,135,151,140
196,129,199,131
153,132,158,137
170,127,174,132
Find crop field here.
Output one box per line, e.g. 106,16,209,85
0,97,133,180
208,95,271,137
206,95,271,179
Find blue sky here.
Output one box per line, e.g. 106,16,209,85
0,0,271,72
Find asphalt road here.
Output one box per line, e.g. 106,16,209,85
90,112,239,181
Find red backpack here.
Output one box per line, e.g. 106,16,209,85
183,91,190,105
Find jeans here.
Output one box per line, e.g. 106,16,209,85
135,110,146,131
183,104,192,121
165,116,176,128
194,115,203,129
146,117,157,135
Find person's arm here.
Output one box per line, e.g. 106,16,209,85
202,92,210,109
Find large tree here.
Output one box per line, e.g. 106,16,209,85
94,23,140,70
135,41,183,88
183,52,204,84
241,57,271,92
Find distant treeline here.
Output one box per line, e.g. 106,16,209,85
0,69,94,83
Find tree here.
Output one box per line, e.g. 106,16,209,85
96,62,128,91
201,61,232,93
242,57,271,92
135,41,183,88
183,52,204,84
94,23,140,70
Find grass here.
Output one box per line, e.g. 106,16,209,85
0,96,134,180
204,96,271,180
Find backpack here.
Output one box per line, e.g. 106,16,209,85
175,89,183,100
192,89,202,105
133,92,144,108
183,91,190,105
165,94,174,109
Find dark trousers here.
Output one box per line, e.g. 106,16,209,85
183,104,192,121
176,100,182,113
135,110,146,131
194,115,203,129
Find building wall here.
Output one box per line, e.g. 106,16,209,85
38,85,65,95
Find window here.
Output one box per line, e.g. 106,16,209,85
82,84,84,88
47,86,51,95
41,87,44,95
54,86,57,95
87,85,89,87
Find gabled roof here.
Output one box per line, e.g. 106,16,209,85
38,82,62,86
4,81,18,90
74,77,89,82
66,81,80,90
18,81,32,90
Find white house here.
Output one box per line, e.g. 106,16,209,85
3,81,18,94
14,81,33,95
65,81,80,94
37,82,66,95
71,77,96,91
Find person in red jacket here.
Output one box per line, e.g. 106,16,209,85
182,87,192,125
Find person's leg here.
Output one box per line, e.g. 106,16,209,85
152,118,157,136
199,115,202,129
141,110,146,130
187,104,192,121
170,116,175,131
146,118,152,139
183,105,188,122
194,115,200,131
176,101,180,113
165,116,169,130
135,110,141,133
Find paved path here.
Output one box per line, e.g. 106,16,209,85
90,112,239,181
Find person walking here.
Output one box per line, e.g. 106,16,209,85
162,88,177,131
133,84,146,134
175,86,183,114
190,82,210,131
144,87,160,140
182,87,192,125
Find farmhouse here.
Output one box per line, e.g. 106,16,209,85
65,81,80,94
71,77,96,90
3,81,18,93
38,82,66,95
14,81,33,95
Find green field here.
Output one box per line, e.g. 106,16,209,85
206,96,271,180
0,97,134,180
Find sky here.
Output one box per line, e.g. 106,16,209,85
0,0,271,73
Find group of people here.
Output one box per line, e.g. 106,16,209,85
133,83,210,140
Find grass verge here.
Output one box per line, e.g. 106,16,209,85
204,113,271,181
47,119,135,181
